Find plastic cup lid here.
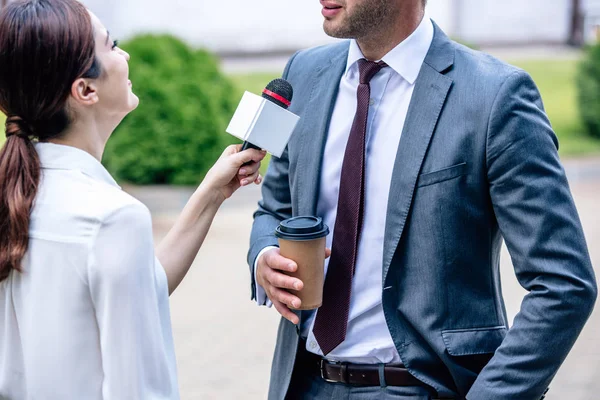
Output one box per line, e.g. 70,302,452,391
275,216,330,241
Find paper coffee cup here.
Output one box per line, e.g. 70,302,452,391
275,216,330,310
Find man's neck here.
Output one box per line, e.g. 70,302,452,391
357,8,425,61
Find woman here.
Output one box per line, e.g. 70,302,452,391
0,0,265,398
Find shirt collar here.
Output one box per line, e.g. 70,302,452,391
35,142,120,189
345,14,434,85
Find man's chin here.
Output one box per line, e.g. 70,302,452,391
323,22,351,39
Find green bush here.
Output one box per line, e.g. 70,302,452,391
576,42,600,139
103,35,238,185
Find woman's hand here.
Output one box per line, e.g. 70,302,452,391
202,144,266,201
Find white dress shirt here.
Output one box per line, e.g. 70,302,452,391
0,143,179,399
256,16,434,364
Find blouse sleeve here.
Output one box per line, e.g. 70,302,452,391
87,203,175,399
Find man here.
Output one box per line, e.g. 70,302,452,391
248,0,598,399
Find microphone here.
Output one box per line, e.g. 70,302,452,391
226,78,299,158
241,79,294,151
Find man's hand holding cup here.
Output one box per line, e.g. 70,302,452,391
257,217,331,325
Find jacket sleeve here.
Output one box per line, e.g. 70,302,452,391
467,70,597,399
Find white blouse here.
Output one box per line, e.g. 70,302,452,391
0,143,179,399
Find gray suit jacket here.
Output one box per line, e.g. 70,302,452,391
248,22,597,400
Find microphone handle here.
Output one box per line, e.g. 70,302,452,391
241,141,261,151
241,141,262,167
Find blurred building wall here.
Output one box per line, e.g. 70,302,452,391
82,0,332,54
81,0,598,53
453,0,571,45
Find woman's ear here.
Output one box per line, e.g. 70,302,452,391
70,78,99,106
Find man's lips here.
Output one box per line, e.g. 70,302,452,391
321,1,342,9
321,1,342,17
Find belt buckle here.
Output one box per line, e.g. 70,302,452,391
319,359,338,383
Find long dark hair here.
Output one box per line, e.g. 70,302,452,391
0,0,102,282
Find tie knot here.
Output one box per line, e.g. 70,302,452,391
357,59,387,84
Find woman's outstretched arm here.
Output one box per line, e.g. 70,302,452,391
156,145,265,295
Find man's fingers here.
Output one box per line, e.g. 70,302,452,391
272,299,300,325
325,248,332,258
269,287,302,309
265,251,297,272
266,269,303,291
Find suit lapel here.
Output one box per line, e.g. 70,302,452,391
296,48,348,216
382,24,455,283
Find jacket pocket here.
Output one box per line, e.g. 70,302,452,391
441,326,507,356
417,162,467,188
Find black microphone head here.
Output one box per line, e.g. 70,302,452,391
262,78,293,109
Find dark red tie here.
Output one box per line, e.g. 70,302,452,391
313,59,387,355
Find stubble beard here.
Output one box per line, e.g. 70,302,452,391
323,0,395,40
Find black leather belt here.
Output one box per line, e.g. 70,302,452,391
298,347,434,390
320,359,426,387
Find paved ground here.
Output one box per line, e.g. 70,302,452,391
128,157,600,400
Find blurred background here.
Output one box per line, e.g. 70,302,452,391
1,0,600,399
58,0,600,53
